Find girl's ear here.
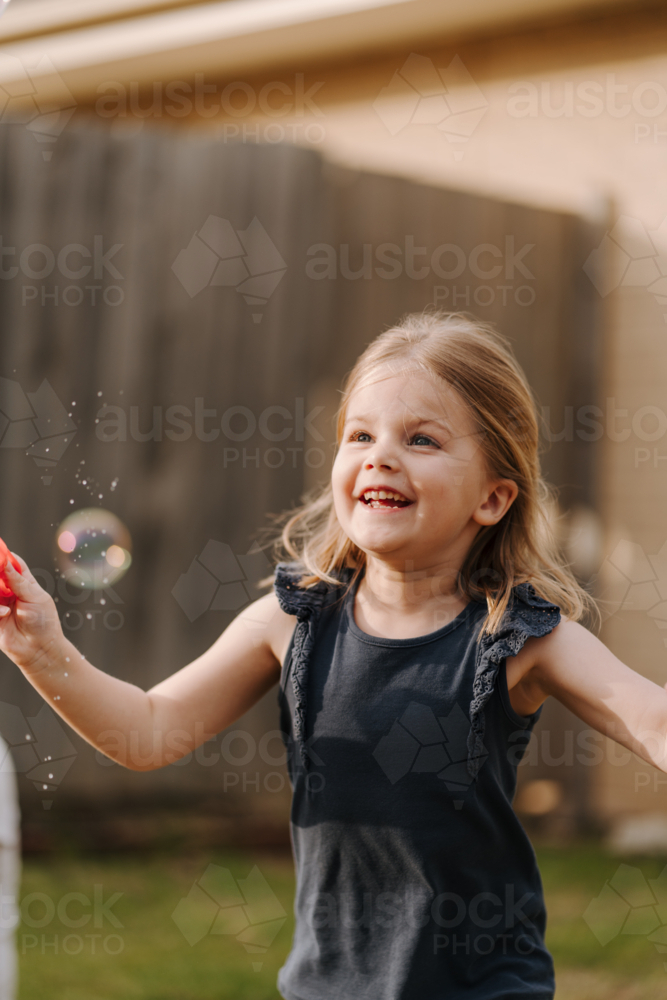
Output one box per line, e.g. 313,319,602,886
473,479,518,526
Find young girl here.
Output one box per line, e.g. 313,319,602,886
1,310,666,999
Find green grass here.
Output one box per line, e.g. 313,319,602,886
17,851,295,1000
15,842,667,999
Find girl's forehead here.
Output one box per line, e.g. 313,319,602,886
346,371,469,421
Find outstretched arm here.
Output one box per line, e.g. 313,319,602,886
0,554,296,771
511,618,667,772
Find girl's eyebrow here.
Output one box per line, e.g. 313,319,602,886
409,415,452,430
346,409,451,423
345,411,455,430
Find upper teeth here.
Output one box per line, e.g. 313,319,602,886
363,490,407,501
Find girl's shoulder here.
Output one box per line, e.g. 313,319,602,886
479,580,562,658
273,561,351,618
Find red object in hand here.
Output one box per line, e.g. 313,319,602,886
0,537,22,605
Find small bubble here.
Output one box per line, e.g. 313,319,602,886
63,673,68,677
71,401,76,406
98,494,103,499
65,657,70,662
48,774,53,779
82,480,87,485
97,391,102,397
100,599,106,606
25,735,31,741
69,499,74,504
42,784,48,790
86,613,92,620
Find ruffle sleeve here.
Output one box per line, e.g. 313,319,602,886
274,562,331,769
466,582,561,780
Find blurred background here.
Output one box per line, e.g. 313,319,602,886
0,0,666,997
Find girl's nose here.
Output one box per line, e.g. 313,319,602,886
364,448,396,471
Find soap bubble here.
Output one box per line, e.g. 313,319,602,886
0,1,11,16
55,508,132,589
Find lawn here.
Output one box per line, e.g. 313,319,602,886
15,842,667,1000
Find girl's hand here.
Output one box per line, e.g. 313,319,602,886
0,553,63,673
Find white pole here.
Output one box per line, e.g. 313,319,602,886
0,737,20,1000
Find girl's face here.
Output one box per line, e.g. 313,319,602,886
331,372,517,572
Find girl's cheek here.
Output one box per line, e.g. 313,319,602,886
330,464,351,513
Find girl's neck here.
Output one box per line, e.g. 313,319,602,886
354,558,470,639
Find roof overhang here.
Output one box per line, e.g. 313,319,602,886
0,0,636,105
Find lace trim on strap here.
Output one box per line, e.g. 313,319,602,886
466,582,561,780
274,562,330,769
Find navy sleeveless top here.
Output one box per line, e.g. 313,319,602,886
274,562,561,1000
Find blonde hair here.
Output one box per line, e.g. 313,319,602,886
272,310,596,635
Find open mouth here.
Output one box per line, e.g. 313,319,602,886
359,489,413,510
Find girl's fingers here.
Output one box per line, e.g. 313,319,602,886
2,557,34,598
9,552,36,582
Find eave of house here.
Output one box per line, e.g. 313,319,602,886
0,0,642,105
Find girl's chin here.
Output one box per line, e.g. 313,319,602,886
346,528,412,554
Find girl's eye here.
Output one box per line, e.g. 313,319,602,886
350,431,372,443
409,433,438,447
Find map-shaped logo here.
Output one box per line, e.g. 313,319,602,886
172,215,287,322
0,377,76,484
584,862,667,970
373,701,487,806
596,539,667,638
0,701,77,809
172,541,271,622
373,53,488,160
0,53,77,160
171,864,286,970
583,215,667,320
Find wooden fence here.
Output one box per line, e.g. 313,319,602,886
0,121,604,834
